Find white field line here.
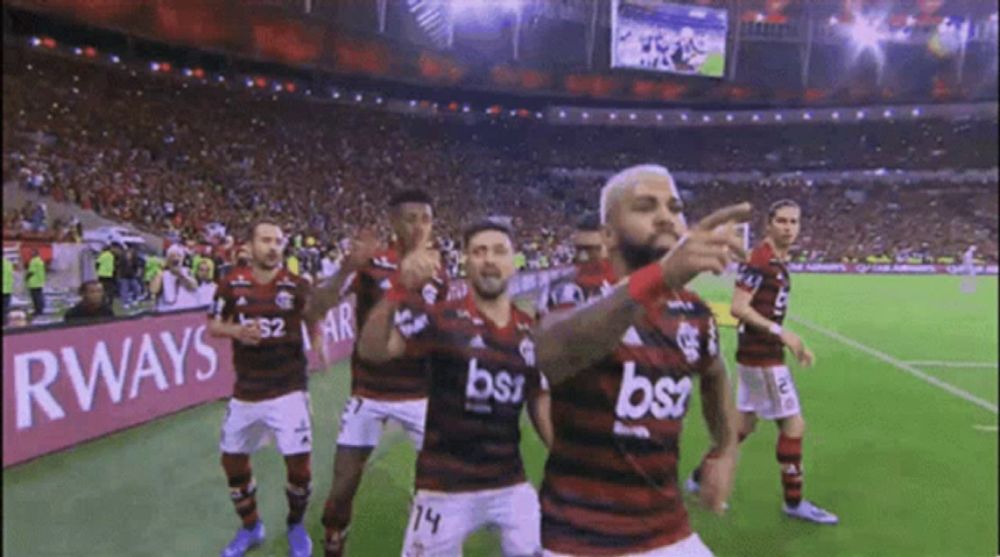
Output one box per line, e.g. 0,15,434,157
788,315,998,415
972,425,998,432
903,360,998,369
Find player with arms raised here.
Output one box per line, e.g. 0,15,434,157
305,190,449,557
209,220,315,557
686,199,838,525
537,165,749,556
358,220,553,556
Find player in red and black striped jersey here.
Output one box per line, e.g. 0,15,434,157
304,190,449,557
358,220,553,556
687,200,838,525
536,165,751,557
540,212,617,316
208,220,316,557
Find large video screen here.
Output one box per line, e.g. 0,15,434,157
611,0,728,78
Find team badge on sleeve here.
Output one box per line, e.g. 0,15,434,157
275,290,295,311
519,337,536,367
422,283,438,305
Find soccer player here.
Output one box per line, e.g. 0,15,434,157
961,244,978,293
357,220,553,556
209,220,315,557
686,199,838,525
536,164,750,556
307,190,449,557
540,211,616,315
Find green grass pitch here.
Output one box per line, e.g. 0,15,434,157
4,274,997,556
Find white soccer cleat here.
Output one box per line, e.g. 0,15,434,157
783,500,839,525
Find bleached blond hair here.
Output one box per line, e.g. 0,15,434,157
599,164,678,226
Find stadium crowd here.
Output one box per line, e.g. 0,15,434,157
2,44,997,324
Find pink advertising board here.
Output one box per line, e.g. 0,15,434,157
3,301,357,467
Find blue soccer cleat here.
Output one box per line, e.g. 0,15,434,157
220,521,266,557
287,522,313,557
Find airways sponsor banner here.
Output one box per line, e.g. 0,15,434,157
3,300,358,467
787,263,998,275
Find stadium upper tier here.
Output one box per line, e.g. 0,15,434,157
3,45,997,264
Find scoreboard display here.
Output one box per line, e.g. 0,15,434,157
611,0,729,78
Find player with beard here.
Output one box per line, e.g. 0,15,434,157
536,165,750,556
358,220,553,556
304,190,449,557
686,200,838,525
209,220,315,557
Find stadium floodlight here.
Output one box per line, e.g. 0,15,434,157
609,113,618,120
774,114,783,121
702,115,711,122
535,112,543,119
751,114,760,121
461,104,469,112
273,83,283,92
582,112,590,119
332,90,340,99
30,36,41,47
912,107,921,116
184,68,193,77
509,109,517,116
245,78,254,88
803,112,812,120
656,114,663,121
110,55,120,64
354,93,363,102
73,47,82,55
843,10,889,79
680,113,689,121
305,89,311,96
832,111,840,120
629,113,637,120
151,62,161,72
376,97,384,104
410,100,418,107
558,110,566,118
856,110,865,119
216,75,225,83
883,109,892,118
452,0,521,20
725,114,734,122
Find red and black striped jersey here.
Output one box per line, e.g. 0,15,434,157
540,283,720,556
735,241,790,367
394,294,547,493
209,267,310,402
542,259,616,315
350,246,449,400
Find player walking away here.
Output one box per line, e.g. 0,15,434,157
306,190,449,557
358,220,553,556
209,220,316,557
536,164,750,557
686,199,838,525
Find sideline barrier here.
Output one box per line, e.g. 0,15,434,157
2,301,357,468
2,269,569,468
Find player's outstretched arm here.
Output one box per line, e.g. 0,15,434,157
536,203,750,386
527,390,554,450
356,296,407,365
304,229,378,323
697,355,739,515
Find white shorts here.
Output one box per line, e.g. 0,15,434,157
336,396,427,450
543,533,712,557
736,364,801,420
402,482,541,557
220,390,313,455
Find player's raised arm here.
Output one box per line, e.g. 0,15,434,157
304,229,378,324
357,231,441,365
536,203,750,385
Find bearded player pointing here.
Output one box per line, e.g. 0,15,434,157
687,199,838,525
536,165,749,556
